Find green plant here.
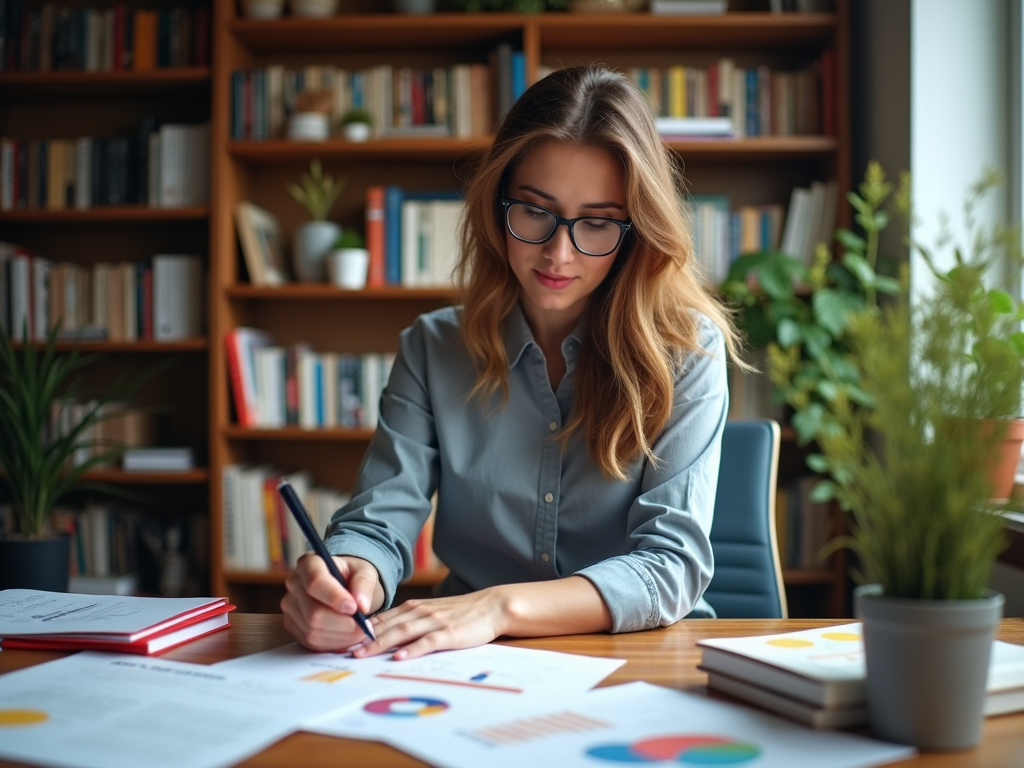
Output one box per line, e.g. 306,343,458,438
286,160,345,222
0,324,155,539
335,229,365,249
454,0,565,12
721,162,902,448
815,274,1009,600
340,108,373,126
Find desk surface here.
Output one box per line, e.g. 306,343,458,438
2,616,1023,768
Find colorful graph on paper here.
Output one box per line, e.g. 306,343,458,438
462,709,612,746
585,734,761,765
363,696,450,717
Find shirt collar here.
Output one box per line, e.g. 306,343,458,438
503,302,589,369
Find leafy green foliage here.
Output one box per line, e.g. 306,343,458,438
286,160,345,222
720,162,901,449
0,324,160,539
815,285,1008,600
335,228,365,249
340,108,372,126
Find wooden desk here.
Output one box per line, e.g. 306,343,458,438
2,616,1023,768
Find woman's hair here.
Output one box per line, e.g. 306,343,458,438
455,65,740,481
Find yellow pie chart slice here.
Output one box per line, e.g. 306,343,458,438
766,638,814,648
0,709,49,727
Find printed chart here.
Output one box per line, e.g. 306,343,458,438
586,735,761,765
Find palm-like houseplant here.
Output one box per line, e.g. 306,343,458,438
287,159,346,282
0,324,152,590
807,167,1021,750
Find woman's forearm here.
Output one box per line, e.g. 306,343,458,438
494,575,613,637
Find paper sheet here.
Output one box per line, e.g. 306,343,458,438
214,641,625,744
0,651,371,768
400,681,917,768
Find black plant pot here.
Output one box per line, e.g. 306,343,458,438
0,535,71,592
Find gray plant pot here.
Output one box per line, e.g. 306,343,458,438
292,221,340,282
855,584,1004,750
0,535,71,592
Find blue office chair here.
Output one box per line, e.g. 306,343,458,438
704,420,788,618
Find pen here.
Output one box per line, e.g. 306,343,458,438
276,479,376,643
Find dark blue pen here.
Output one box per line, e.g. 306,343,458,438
277,480,376,643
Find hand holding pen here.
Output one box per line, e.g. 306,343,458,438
277,480,376,643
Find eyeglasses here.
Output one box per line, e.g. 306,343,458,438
500,198,632,257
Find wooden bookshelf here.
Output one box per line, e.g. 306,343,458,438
0,2,214,597
209,0,852,617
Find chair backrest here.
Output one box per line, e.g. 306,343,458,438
704,420,788,618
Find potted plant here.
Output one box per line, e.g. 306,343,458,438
328,229,370,290
0,325,151,592
721,162,902,488
340,108,373,143
288,0,338,18
808,167,1019,750
286,159,344,282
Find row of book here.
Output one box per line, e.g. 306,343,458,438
221,466,441,576
698,623,1024,729
620,58,832,137
0,245,205,343
231,55,525,142
225,328,395,430
0,121,211,211
50,400,156,468
364,186,463,289
0,3,210,73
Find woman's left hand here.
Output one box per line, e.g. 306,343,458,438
352,587,511,660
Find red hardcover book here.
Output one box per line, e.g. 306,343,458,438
0,593,234,656
2,604,234,656
365,185,386,288
112,5,125,70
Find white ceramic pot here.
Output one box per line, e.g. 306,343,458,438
289,0,338,17
343,122,372,142
328,248,370,290
240,0,286,19
293,221,340,282
287,113,330,142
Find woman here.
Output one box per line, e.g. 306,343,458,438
282,66,739,659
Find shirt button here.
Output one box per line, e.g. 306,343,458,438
548,421,558,432
541,553,550,563
544,492,554,503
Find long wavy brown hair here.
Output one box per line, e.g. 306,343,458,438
455,66,740,481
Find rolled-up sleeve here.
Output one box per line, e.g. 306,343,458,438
575,318,728,632
324,318,439,609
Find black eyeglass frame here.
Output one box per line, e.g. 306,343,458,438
500,198,632,257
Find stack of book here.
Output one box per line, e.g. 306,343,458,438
0,590,233,656
697,623,1024,729
122,447,195,472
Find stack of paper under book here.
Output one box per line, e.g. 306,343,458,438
697,623,1024,729
0,589,233,655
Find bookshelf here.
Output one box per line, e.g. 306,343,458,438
210,0,851,616
0,1,213,596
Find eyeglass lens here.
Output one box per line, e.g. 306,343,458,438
506,202,624,256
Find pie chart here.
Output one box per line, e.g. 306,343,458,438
362,696,449,717
586,734,761,764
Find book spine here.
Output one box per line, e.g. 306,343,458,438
365,185,386,288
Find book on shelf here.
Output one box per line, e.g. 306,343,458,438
0,4,210,74
654,116,735,138
650,0,728,14
153,254,203,340
697,623,1024,728
122,447,195,472
0,120,209,212
779,179,838,267
0,589,234,656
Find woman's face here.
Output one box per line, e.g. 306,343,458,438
504,139,628,333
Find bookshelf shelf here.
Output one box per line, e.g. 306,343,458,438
0,207,209,224
11,339,208,353
223,426,375,441
226,285,460,301
229,137,836,165
0,68,211,99
80,469,209,484
229,138,492,163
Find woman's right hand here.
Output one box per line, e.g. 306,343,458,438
281,553,384,652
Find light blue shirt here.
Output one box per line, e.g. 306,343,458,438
325,303,727,631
